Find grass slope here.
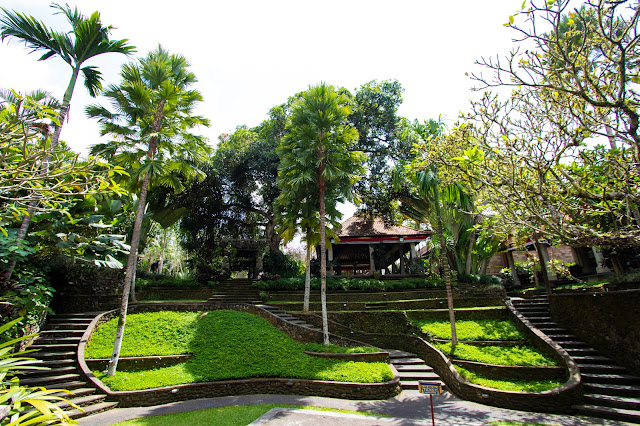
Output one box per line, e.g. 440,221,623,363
88,311,393,391
412,319,525,341
436,343,557,366
455,366,562,393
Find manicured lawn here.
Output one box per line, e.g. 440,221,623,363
455,366,562,393
113,404,387,426
88,310,393,390
411,319,525,341
435,343,557,366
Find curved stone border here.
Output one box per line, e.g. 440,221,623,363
76,304,401,407
296,311,583,413
303,351,390,363
85,354,192,372
451,360,566,381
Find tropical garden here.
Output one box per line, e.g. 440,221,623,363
1,0,639,423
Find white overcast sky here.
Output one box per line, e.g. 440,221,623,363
0,0,524,155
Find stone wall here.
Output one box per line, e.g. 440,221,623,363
49,263,124,313
86,355,191,372
550,290,640,375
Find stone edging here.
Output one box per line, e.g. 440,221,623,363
303,351,390,363
451,360,566,381
85,354,192,372
76,304,401,407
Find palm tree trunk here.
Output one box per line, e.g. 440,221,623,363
440,231,458,346
107,172,150,376
303,227,312,313
319,176,329,346
159,227,168,274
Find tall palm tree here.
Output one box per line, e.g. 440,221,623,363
0,3,134,282
87,46,210,375
280,83,364,345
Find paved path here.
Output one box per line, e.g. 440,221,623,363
79,390,631,425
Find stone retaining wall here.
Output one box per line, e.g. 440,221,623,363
550,290,640,376
452,360,566,381
86,355,192,372
406,308,508,321
303,351,390,363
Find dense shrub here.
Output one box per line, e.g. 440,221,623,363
262,252,302,278
135,275,208,290
253,276,445,292
457,273,501,285
609,269,640,288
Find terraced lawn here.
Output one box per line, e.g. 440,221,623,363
87,310,393,391
411,319,525,341
435,342,557,366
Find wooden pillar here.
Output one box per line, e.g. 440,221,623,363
328,244,334,276
369,244,375,275
400,243,406,275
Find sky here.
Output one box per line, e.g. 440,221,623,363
0,0,524,155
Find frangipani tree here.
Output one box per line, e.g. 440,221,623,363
87,46,210,375
278,83,365,345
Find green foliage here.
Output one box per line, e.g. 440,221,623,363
262,252,302,278
436,343,557,366
88,311,393,390
253,276,445,292
413,319,525,341
455,366,562,393
456,273,501,285
0,267,54,336
112,404,386,426
135,275,202,291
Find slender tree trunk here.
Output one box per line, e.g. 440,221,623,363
304,227,312,313
130,267,137,303
1,69,80,284
319,175,329,346
440,230,458,346
107,173,150,376
465,229,476,275
159,227,168,274
266,216,281,253
533,234,552,298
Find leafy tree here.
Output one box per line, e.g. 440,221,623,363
279,83,364,345
0,3,134,280
87,46,210,375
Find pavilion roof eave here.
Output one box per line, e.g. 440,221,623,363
336,235,429,244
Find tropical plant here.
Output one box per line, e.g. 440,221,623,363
0,317,79,425
278,83,365,344
86,45,210,375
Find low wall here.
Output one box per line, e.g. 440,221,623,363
550,290,640,376
277,297,504,312
304,351,389,363
86,355,191,372
77,304,400,407
406,308,508,321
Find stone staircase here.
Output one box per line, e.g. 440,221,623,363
255,305,446,392
207,279,262,304
386,350,445,391
23,313,117,419
512,296,640,424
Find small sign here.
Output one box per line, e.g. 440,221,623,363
418,381,442,395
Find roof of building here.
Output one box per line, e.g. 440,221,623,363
335,215,430,238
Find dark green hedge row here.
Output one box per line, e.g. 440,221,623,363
253,276,445,292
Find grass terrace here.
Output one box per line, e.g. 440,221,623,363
412,319,525,341
86,311,392,391
455,367,563,393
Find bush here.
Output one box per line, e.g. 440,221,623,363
457,273,501,285
262,252,302,278
253,276,445,292
610,269,640,288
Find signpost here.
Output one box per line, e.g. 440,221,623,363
418,381,443,426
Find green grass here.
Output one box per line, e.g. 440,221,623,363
455,366,562,392
113,404,387,426
552,280,607,290
88,311,393,391
436,343,557,366
412,319,525,341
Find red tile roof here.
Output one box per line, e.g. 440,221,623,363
336,215,430,238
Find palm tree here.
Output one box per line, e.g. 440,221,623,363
0,3,134,282
279,83,364,345
87,46,210,375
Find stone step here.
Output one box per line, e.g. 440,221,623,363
20,373,81,386
572,356,615,365
555,341,589,348
585,394,640,411
581,373,640,385
537,327,568,334
394,364,434,372
29,351,77,360
27,366,77,377
67,401,119,419
46,323,91,330
584,383,640,398
526,316,553,322
384,350,415,357
33,336,82,344
37,359,76,367
45,380,90,391
572,404,640,424
563,348,600,356
54,394,107,410
545,334,578,340
401,380,445,390
28,343,79,351
397,371,441,380
47,317,93,323
529,322,557,328
391,357,425,365
50,387,97,399
40,329,86,336
579,364,628,374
